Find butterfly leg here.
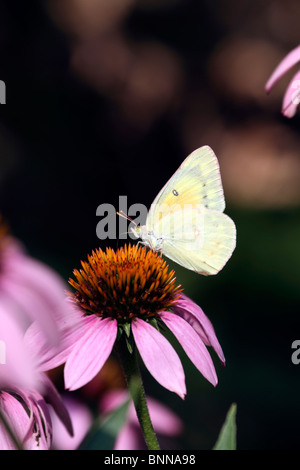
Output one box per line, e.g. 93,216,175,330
136,240,147,251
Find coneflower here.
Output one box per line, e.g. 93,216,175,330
60,244,224,396
32,244,225,450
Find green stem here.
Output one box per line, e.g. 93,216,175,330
116,337,160,450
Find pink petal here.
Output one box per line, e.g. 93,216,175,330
28,394,52,450
265,44,300,92
43,375,74,437
15,389,52,450
2,241,67,317
160,311,218,386
132,318,186,399
173,294,225,365
0,392,29,450
0,304,41,391
50,394,93,450
24,312,94,372
99,389,183,450
64,316,117,391
281,69,300,117
0,278,59,345
100,389,183,436
114,421,142,450
0,241,70,345
129,394,183,436
98,390,137,450
99,389,128,414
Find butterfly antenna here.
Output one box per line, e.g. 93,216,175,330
117,211,138,247
117,210,137,227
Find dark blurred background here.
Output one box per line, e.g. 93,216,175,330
0,0,300,450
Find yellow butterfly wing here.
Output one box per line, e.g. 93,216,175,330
157,208,236,275
144,146,236,274
147,145,225,228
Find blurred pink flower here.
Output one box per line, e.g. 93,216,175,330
50,393,93,450
265,44,300,117
0,375,73,450
0,237,66,343
0,306,41,390
100,389,183,450
50,388,183,450
0,233,72,390
31,246,225,400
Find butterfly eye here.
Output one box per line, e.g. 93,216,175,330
172,189,179,196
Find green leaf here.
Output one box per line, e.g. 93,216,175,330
213,403,237,450
125,335,134,354
123,322,131,338
148,317,160,331
79,398,130,450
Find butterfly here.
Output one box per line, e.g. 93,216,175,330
130,146,236,275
